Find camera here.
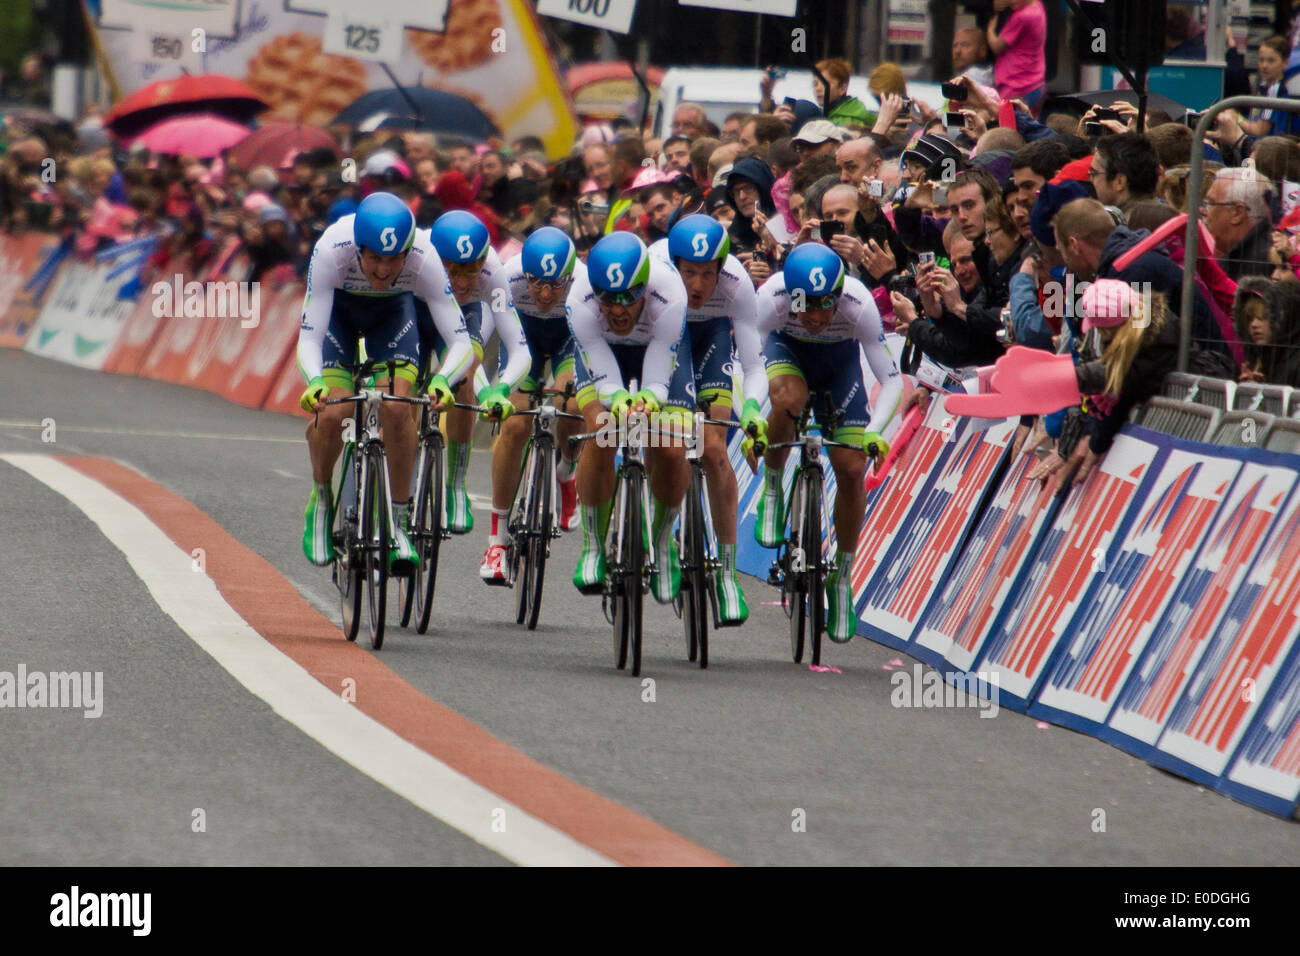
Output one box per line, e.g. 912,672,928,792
1184,110,1203,129
579,198,610,217
918,250,936,268
1093,107,1120,122
941,82,967,101
945,111,965,130
932,185,948,206
887,269,922,307
995,305,1015,344
819,219,845,241
1084,121,1104,137
867,178,884,198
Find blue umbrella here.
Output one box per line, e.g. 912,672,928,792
334,87,499,142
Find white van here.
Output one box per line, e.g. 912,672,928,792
650,66,945,139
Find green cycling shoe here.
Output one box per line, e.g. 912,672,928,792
825,551,857,643
303,484,335,566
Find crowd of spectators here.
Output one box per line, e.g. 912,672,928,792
4,2,1300,443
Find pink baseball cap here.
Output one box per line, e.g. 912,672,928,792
1080,278,1145,333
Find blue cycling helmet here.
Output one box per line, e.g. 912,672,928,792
783,242,845,310
353,191,416,255
668,214,730,263
587,232,650,293
431,210,491,263
521,226,576,280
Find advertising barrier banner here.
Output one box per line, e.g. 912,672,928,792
0,234,61,349
972,430,1159,709
915,453,1060,672
24,259,136,369
1029,441,1242,733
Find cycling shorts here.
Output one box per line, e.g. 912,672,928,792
763,331,869,445
320,290,419,389
414,297,484,384
685,316,736,409
517,310,577,393
574,325,696,418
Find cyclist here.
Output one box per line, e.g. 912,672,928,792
649,214,767,626
567,231,694,604
427,209,528,534
753,241,902,642
298,191,472,571
478,226,587,584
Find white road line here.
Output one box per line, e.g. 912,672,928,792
0,421,302,444
1,453,614,868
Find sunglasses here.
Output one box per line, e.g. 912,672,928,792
796,293,840,312
527,274,571,290
595,285,647,307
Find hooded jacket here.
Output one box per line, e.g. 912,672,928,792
1097,225,1232,359
725,156,778,254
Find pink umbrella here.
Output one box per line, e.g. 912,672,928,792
133,114,251,158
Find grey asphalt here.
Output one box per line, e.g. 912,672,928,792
2,347,1297,866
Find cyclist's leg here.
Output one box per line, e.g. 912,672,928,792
445,301,484,533
572,349,616,592
756,333,808,548
362,294,422,570
645,331,694,604
818,342,871,641
302,300,365,565
688,318,740,541
551,334,582,531
481,380,533,583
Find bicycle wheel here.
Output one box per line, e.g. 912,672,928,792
683,466,710,668
523,438,552,631
805,471,825,668
364,445,389,650
336,443,362,643
786,473,807,664
413,430,444,635
626,467,645,677
511,443,533,625
397,433,418,628
610,473,630,670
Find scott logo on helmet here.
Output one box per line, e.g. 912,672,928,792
379,227,397,252
808,266,826,292
606,263,624,286
540,253,557,276
457,234,473,258
692,233,709,257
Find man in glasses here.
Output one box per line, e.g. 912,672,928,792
477,227,586,584
752,241,903,643
566,232,694,603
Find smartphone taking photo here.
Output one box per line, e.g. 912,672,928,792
819,220,845,241
941,82,967,101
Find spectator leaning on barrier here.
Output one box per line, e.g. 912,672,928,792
1203,166,1274,282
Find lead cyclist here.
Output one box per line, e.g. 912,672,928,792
297,191,473,572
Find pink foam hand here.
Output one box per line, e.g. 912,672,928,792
1111,213,1187,272
945,347,1079,417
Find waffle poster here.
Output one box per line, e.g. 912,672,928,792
82,0,578,158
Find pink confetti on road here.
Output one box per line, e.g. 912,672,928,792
809,665,842,674
1036,721,1049,729
888,658,904,666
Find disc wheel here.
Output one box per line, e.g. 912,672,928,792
336,446,362,643
413,431,444,635
364,446,389,650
